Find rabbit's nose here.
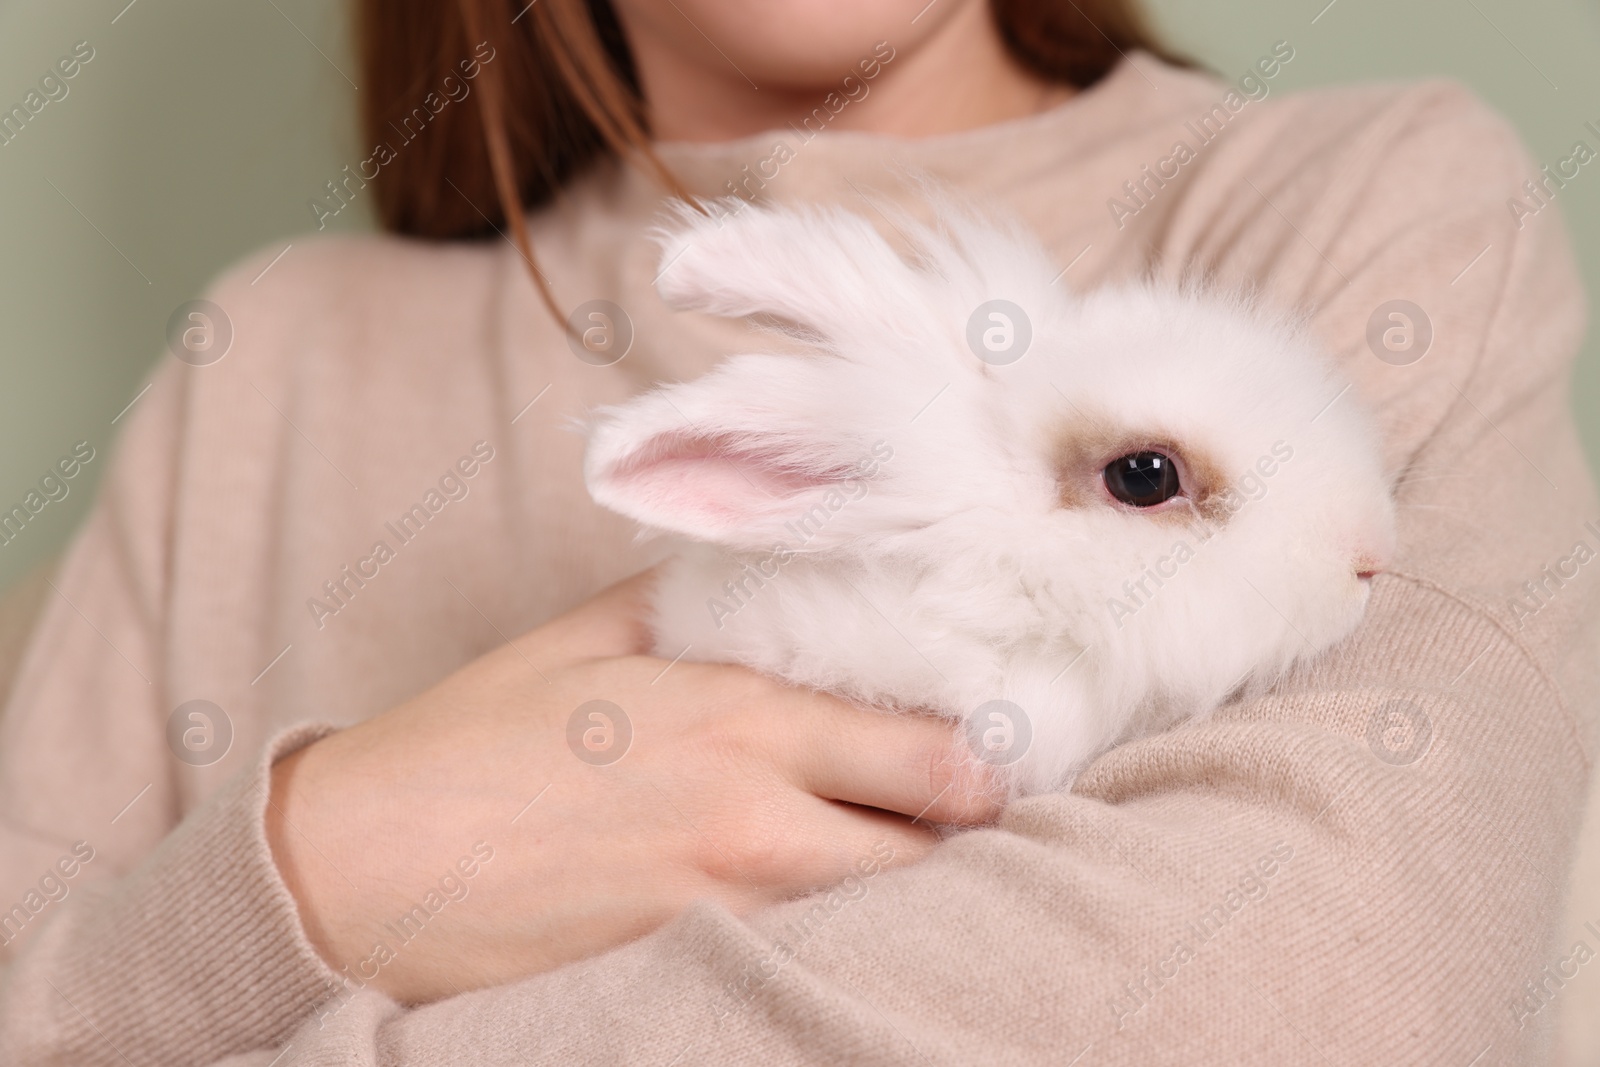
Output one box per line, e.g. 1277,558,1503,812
1352,526,1394,581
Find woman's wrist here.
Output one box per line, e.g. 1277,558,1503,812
266,746,322,937
265,738,370,990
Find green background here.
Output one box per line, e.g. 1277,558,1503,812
1,0,1596,592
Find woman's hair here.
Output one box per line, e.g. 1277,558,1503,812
356,0,1188,314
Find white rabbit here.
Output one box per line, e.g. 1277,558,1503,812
584,201,1395,797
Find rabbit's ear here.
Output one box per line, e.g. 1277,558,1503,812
652,201,928,345
586,353,881,550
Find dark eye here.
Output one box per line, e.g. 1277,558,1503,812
1103,451,1181,507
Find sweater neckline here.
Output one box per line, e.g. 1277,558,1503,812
642,49,1163,198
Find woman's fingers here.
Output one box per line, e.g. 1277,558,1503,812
782,692,1005,828
530,580,1005,833
785,801,940,893
649,661,1005,828
521,568,660,662
701,795,941,910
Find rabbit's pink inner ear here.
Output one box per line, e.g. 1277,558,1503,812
598,430,843,539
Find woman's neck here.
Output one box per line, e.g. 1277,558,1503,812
616,0,1074,143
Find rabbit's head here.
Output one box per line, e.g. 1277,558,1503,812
586,202,1394,786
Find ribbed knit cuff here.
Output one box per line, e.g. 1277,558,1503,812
18,722,346,1066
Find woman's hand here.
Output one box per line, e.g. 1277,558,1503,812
266,571,1000,1005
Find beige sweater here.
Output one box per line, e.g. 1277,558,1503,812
0,50,1595,1065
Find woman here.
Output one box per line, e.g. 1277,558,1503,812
0,0,1592,1062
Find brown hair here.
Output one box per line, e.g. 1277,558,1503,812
356,0,1188,317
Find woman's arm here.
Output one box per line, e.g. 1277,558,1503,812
264,571,1000,1004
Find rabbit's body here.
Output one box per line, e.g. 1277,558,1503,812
586,203,1395,796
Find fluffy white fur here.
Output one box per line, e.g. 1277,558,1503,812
585,202,1395,797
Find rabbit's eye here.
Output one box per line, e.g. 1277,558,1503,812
1104,452,1181,508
